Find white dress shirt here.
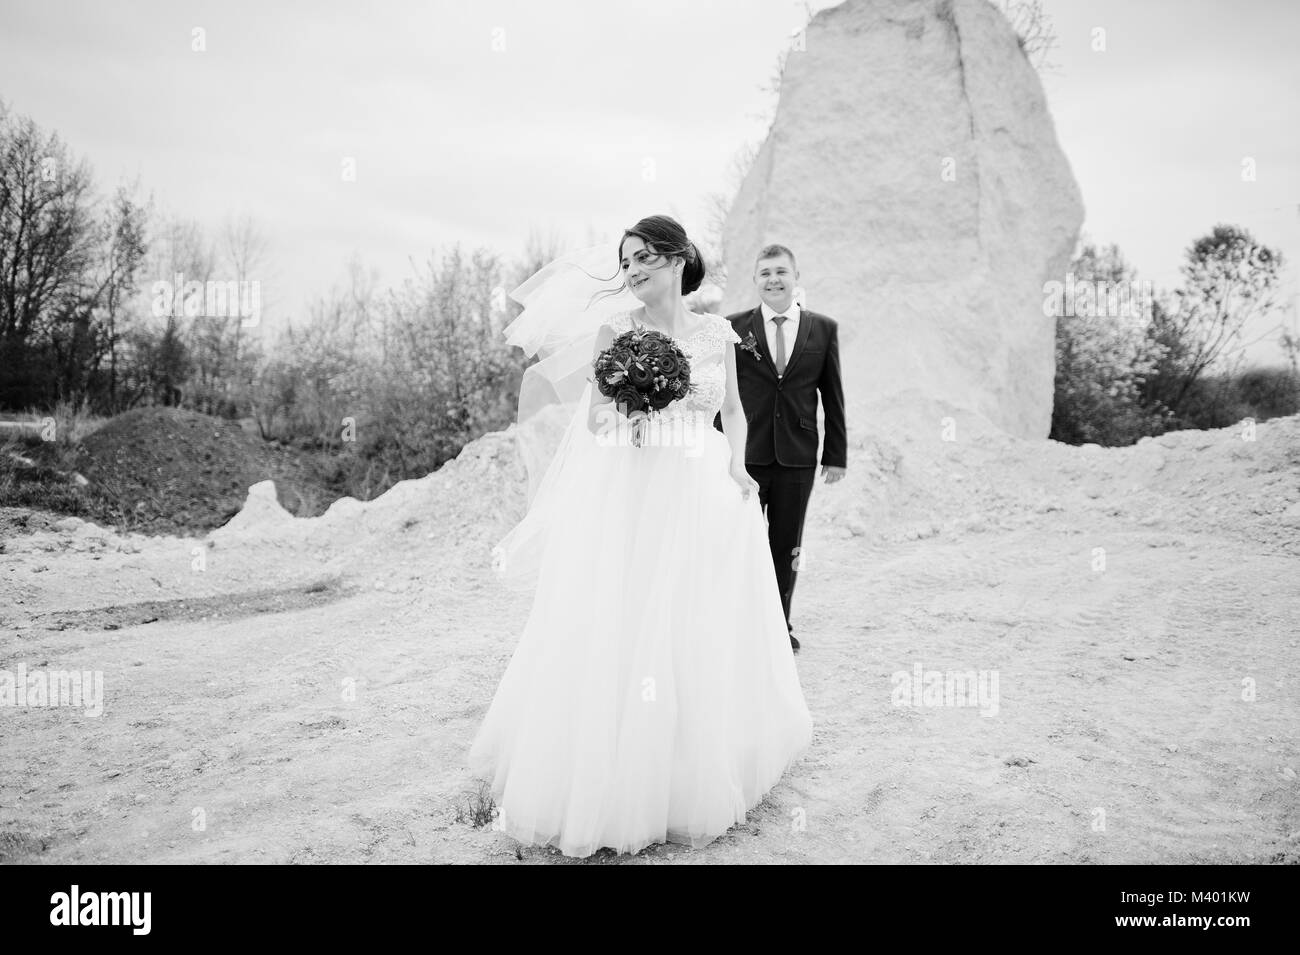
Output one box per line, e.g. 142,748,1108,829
760,301,801,376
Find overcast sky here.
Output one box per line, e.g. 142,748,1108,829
2,0,1297,361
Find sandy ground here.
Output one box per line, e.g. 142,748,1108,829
2,409,1298,865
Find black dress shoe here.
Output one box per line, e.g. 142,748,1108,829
789,632,800,653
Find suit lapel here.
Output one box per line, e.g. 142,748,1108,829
749,308,777,376
782,310,813,375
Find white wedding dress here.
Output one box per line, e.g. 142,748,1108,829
469,309,813,858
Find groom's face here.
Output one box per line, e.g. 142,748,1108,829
754,254,797,313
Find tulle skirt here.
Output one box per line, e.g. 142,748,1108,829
469,414,813,858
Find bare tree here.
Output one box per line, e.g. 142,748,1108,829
83,181,150,409
209,213,274,416
1281,327,1300,375
0,102,156,413
144,215,215,407
0,101,101,407
992,0,1059,73
1144,225,1284,415
222,213,269,350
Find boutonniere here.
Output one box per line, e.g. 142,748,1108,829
738,330,763,361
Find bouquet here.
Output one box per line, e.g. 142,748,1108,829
591,327,693,446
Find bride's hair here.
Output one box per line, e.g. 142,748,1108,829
591,215,705,304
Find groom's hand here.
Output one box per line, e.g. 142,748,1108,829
821,465,846,484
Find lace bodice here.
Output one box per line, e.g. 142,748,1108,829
605,311,740,424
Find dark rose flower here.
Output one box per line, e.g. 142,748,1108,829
614,386,642,413
627,361,655,388
648,390,676,411
654,354,679,378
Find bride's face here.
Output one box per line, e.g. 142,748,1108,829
621,235,677,302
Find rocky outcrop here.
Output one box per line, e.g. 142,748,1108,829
720,0,1084,439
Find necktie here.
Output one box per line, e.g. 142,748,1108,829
772,314,788,376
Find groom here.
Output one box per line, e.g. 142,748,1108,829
713,244,847,653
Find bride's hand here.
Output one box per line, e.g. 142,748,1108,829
730,461,758,501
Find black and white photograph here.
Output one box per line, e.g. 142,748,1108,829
0,0,1296,907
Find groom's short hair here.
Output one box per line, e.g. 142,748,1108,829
756,244,797,272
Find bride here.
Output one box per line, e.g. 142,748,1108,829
468,214,813,858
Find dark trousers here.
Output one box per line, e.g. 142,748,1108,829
746,462,816,634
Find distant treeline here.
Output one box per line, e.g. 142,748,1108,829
0,101,570,498
3,99,1296,512
1050,227,1296,446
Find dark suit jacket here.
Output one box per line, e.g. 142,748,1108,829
713,306,847,469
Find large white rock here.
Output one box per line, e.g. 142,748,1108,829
720,0,1084,439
